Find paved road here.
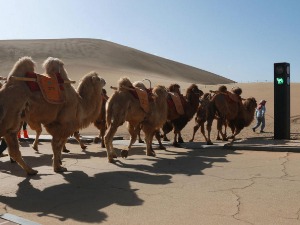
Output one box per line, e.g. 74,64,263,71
1,138,300,225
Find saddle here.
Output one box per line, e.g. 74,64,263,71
25,72,65,104
168,92,185,115
134,87,150,113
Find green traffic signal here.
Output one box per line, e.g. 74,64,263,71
276,77,284,85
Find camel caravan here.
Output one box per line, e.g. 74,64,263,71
0,56,257,175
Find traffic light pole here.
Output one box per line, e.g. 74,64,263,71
274,62,290,139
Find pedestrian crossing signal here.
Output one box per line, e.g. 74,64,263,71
276,77,284,85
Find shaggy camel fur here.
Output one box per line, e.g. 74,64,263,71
159,84,203,147
206,93,257,145
104,78,168,162
2,57,106,175
0,57,36,174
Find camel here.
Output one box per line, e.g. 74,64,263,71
189,92,228,143
206,93,257,146
158,84,203,147
104,78,168,163
0,57,36,174
1,56,106,175
121,84,168,159
93,88,108,148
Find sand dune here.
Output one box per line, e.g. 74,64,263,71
0,38,299,141
0,38,234,86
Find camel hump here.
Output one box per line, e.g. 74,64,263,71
169,92,185,115
228,92,241,103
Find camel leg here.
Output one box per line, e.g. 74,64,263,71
172,130,180,147
200,123,208,143
206,118,214,145
189,124,200,142
178,132,184,143
121,123,139,159
73,131,87,150
155,130,166,150
51,137,68,173
225,129,241,146
145,130,156,157
104,123,119,163
100,124,106,148
32,124,42,152
5,133,38,175
217,118,227,141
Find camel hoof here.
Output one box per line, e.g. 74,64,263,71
10,158,16,163
138,139,144,143
54,166,67,173
163,137,170,142
147,151,156,157
108,157,115,163
173,142,180,147
159,145,166,150
121,150,128,158
216,137,221,140
94,137,100,143
101,143,106,148
207,141,213,145
224,143,233,147
27,169,38,176
178,137,184,143
32,146,39,152
81,145,87,150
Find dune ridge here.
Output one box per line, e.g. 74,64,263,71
0,38,234,85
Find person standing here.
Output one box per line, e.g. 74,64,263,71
252,100,267,133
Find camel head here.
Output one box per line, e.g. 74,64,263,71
42,57,69,80
186,84,203,100
77,72,106,96
8,56,36,77
244,97,257,111
168,83,181,94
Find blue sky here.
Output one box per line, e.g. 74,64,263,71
0,0,299,82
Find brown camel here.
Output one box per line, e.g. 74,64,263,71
206,93,257,145
93,88,108,148
121,84,168,159
0,57,37,174
158,84,203,147
104,78,168,163
189,92,228,143
1,56,106,175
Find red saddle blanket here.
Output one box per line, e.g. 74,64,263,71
168,92,184,115
25,72,65,104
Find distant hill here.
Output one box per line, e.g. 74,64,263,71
0,38,234,85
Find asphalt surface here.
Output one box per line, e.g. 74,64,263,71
1,136,300,225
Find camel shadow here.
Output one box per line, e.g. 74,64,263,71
0,171,171,223
113,141,238,176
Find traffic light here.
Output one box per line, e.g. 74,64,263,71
274,62,290,139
